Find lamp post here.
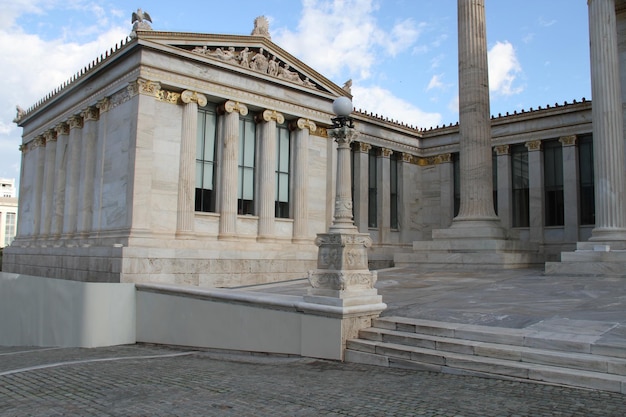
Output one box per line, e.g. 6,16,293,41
306,97,382,307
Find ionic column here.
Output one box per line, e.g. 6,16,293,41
217,100,248,239
256,110,284,240
31,135,46,238
453,0,502,236
292,118,316,242
328,126,359,233
77,106,99,236
52,122,70,237
560,136,579,242
177,90,208,237
526,140,544,243
41,129,58,238
353,142,370,232
495,145,512,229
63,115,83,237
588,0,626,241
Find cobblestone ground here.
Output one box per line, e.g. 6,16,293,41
1,344,625,417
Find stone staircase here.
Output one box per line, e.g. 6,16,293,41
345,317,626,393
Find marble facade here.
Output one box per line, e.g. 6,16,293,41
4,6,621,284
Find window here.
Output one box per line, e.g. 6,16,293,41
275,124,290,218
238,115,256,215
368,147,378,228
511,144,529,227
195,107,217,212
390,151,399,229
578,134,595,225
5,212,16,246
544,140,564,226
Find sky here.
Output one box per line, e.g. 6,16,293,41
0,0,591,189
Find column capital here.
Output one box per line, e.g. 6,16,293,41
43,129,57,143
357,142,371,153
181,90,208,107
32,135,46,148
55,122,70,136
255,109,285,124
494,144,510,156
97,97,111,113
559,135,577,146
525,140,542,151
129,77,161,98
293,118,317,134
81,106,99,122
217,100,248,116
68,115,84,130
379,148,393,158
438,152,453,163
329,126,359,148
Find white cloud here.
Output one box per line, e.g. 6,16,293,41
352,84,441,128
447,94,459,114
488,41,523,96
0,1,128,182
426,74,446,91
273,0,420,80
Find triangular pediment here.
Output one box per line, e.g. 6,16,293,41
134,31,348,97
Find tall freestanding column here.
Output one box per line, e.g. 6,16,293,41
218,100,248,240
292,118,316,242
177,90,207,237
446,0,504,239
588,0,626,242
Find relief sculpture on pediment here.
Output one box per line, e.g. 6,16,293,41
189,44,319,90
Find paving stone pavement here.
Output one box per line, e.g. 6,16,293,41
1,344,625,417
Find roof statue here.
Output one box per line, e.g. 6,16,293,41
13,105,26,124
251,16,271,39
342,79,352,95
130,8,153,38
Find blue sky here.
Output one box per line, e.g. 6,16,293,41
0,0,590,186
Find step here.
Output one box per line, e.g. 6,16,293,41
345,339,626,393
373,317,626,357
356,327,626,376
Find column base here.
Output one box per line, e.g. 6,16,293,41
432,218,507,240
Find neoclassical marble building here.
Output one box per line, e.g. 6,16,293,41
4,2,625,285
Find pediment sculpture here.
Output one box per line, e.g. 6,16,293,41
190,45,318,90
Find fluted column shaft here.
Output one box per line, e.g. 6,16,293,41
588,0,626,240
354,142,371,232
63,115,83,236
257,110,284,240
218,100,248,239
41,130,57,237
177,91,207,236
52,123,69,237
456,0,497,221
77,107,99,236
292,118,316,242
328,126,359,233
31,136,46,238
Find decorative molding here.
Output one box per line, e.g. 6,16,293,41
181,90,208,107
402,152,413,163
438,153,452,163
314,127,328,138
559,135,577,146
218,100,249,116
137,78,161,97
494,145,510,156
417,153,452,166
32,135,46,148
55,122,70,136
68,115,84,130
525,140,542,151
81,106,100,122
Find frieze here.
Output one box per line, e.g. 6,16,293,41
189,45,319,90
417,153,453,166
307,271,376,291
315,233,373,248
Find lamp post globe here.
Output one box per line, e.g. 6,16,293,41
332,96,353,117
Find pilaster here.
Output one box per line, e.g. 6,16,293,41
63,114,83,238
377,148,393,243
495,145,512,229
52,122,70,237
526,140,544,244
438,153,454,228
41,129,58,238
77,106,99,238
292,118,316,242
560,135,580,242
31,135,46,238
353,142,370,233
